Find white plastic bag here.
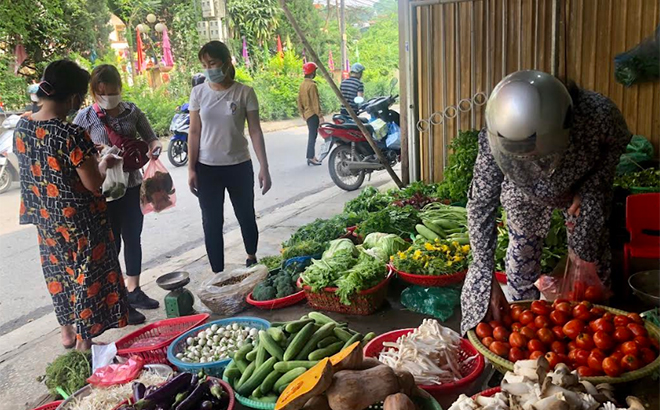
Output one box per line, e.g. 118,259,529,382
196,265,268,316
101,146,128,202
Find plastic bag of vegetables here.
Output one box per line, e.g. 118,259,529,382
197,265,268,315
101,146,128,202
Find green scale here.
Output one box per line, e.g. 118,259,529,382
156,271,195,318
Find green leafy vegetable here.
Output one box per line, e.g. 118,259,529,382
260,255,283,270
356,205,420,237
344,186,393,214
302,249,358,292
42,350,91,397
335,254,387,305
614,169,660,190
281,240,326,260
322,239,358,259
436,130,480,203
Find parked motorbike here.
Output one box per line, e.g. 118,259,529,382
0,115,20,194
168,103,189,167
318,95,401,191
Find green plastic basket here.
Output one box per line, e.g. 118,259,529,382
223,374,275,410
629,186,660,194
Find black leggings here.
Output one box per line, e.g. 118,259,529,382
196,161,258,273
306,115,320,159
106,186,143,277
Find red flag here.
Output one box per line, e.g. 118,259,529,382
276,35,283,60
136,28,145,74
328,50,335,71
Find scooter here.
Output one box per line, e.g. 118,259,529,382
168,103,189,167
0,115,20,194
318,95,401,191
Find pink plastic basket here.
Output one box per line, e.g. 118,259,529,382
495,271,507,284
246,290,306,309
389,264,467,287
30,402,63,410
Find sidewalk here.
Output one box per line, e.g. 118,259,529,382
2,173,394,410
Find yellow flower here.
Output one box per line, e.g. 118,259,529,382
390,255,394,261
413,250,423,260
446,260,453,267
461,245,471,254
452,241,459,248
453,255,464,262
425,243,435,251
441,245,449,252
434,238,440,243
424,261,429,268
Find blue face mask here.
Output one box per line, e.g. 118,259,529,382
205,65,226,84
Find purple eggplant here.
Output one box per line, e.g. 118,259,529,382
133,382,147,401
174,380,209,410
134,372,193,410
199,401,213,410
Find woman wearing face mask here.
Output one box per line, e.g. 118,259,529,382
188,41,272,273
14,60,129,350
74,64,161,324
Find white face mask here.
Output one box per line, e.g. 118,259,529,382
97,95,122,110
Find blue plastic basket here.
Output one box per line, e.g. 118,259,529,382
167,317,270,377
283,254,321,269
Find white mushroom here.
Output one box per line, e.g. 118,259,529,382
625,397,645,410
532,394,570,410
578,393,600,410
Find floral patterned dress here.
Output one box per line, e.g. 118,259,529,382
14,117,128,340
460,89,631,335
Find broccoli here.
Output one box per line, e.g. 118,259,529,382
252,281,277,301
252,270,296,300
274,272,296,298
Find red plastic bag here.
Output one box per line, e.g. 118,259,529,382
535,250,612,303
140,159,176,214
87,356,145,387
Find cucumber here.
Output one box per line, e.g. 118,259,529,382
333,327,353,342
245,349,257,362
434,218,462,230
235,359,249,373
308,341,344,361
362,332,376,343
237,357,278,396
308,312,337,325
273,367,307,392
267,327,286,343
259,330,284,360
260,369,282,394
255,344,268,369
223,361,240,381
270,321,287,327
296,323,336,360
343,333,363,349
317,336,339,348
283,322,315,361
273,361,319,373
422,220,445,237
236,361,255,389
234,344,254,362
416,224,440,241
284,318,314,334
250,394,278,403
252,386,263,398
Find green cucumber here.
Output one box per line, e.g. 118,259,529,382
235,359,249,373
283,322,315,361
250,394,278,403
308,312,337,325
259,330,284,361
234,344,254,362
267,327,286,343
422,220,445,236
296,323,336,360
260,369,282,394
252,386,263,398
434,219,462,230
333,327,353,342
317,336,339,348
223,361,240,381
255,344,268,369
308,341,344,361
362,332,376,343
273,367,307,392
270,321,287,327
237,357,278,396
236,361,255,389
273,360,319,373
343,333,363,349
416,224,440,241
284,318,314,333
245,349,257,362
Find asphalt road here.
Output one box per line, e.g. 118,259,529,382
0,125,340,336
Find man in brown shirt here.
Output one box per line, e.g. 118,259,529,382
297,62,325,166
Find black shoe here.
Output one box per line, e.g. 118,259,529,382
127,287,160,310
128,306,146,325
246,258,258,268
307,159,322,166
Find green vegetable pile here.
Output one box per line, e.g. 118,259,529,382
281,240,326,260
252,259,310,301
355,205,420,237
359,232,410,262
41,350,91,397
436,130,480,203
281,213,366,260
103,182,127,200
614,168,660,191
260,255,283,271
344,186,392,214
416,203,470,244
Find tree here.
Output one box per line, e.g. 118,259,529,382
275,0,327,58
227,0,280,61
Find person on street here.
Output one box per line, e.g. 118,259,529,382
297,62,324,166
24,84,41,115
187,41,272,273
14,60,130,350
74,65,162,323
461,70,631,336
340,63,365,114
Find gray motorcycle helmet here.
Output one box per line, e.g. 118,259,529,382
485,70,573,185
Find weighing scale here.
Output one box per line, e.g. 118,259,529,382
156,271,195,318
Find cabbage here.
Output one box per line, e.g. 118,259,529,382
322,239,357,259
378,234,410,256
363,232,389,249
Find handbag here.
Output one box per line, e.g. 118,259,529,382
93,103,149,171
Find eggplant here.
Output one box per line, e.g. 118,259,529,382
207,378,225,401
133,382,147,401
199,401,213,410
134,372,193,410
175,380,209,410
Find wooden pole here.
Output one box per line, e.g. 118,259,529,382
278,0,404,188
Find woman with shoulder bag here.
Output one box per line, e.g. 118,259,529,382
74,65,161,323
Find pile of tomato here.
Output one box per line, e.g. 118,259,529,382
475,300,659,377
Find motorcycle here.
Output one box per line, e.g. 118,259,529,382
168,103,190,167
0,115,20,194
318,95,401,191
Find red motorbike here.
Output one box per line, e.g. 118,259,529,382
318,95,400,191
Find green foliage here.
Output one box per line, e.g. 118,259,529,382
0,56,30,111
252,51,302,120
166,0,203,71
227,0,280,59
318,82,341,116
276,0,328,58
436,130,480,203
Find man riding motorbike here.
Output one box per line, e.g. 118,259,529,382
340,63,365,114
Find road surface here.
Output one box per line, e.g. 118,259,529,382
0,125,345,335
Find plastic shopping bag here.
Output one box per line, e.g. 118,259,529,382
87,356,145,387
197,265,268,316
386,123,401,150
101,147,128,202
614,25,660,87
140,158,176,214
400,284,461,322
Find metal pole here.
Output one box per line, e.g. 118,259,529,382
518,0,522,70
409,3,421,183
455,3,461,134
551,0,559,76
470,0,476,128
340,0,346,73
278,0,404,188
426,8,434,180
534,0,539,70
440,4,448,172
502,0,507,77
486,0,490,93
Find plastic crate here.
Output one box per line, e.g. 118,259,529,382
114,313,209,364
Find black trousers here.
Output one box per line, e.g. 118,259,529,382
106,186,143,277
197,161,258,273
306,115,320,159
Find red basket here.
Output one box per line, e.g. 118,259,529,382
115,313,210,364
112,378,235,410
472,387,501,400
389,264,467,287
30,401,63,410
296,271,393,315
246,290,306,309
363,328,485,399
495,271,507,284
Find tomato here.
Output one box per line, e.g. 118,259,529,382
545,352,560,369
493,326,511,342
567,341,578,351
602,357,622,377
511,322,524,333
633,336,651,349
584,286,603,302
489,320,503,329
590,318,615,333
529,350,544,360
528,339,546,353
552,326,566,341
593,331,615,351
550,310,569,326
614,315,631,327
520,326,537,340
588,350,606,371
502,314,514,327
525,322,538,331
511,306,523,321
509,347,527,362
590,307,606,318
640,348,657,365
520,310,535,326
613,327,634,343
651,336,660,350
576,333,595,350
621,354,641,371
627,323,648,338
551,340,567,354
577,366,598,377
610,351,625,364
563,319,585,340
621,341,639,356
602,312,615,322
509,332,528,348
573,304,592,322
574,348,590,366
489,341,509,357
627,313,644,325
553,298,570,307
573,281,587,300
531,300,552,316
555,302,572,314
535,315,552,329
538,328,555,345
476,323,493,339
481,336,495,348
